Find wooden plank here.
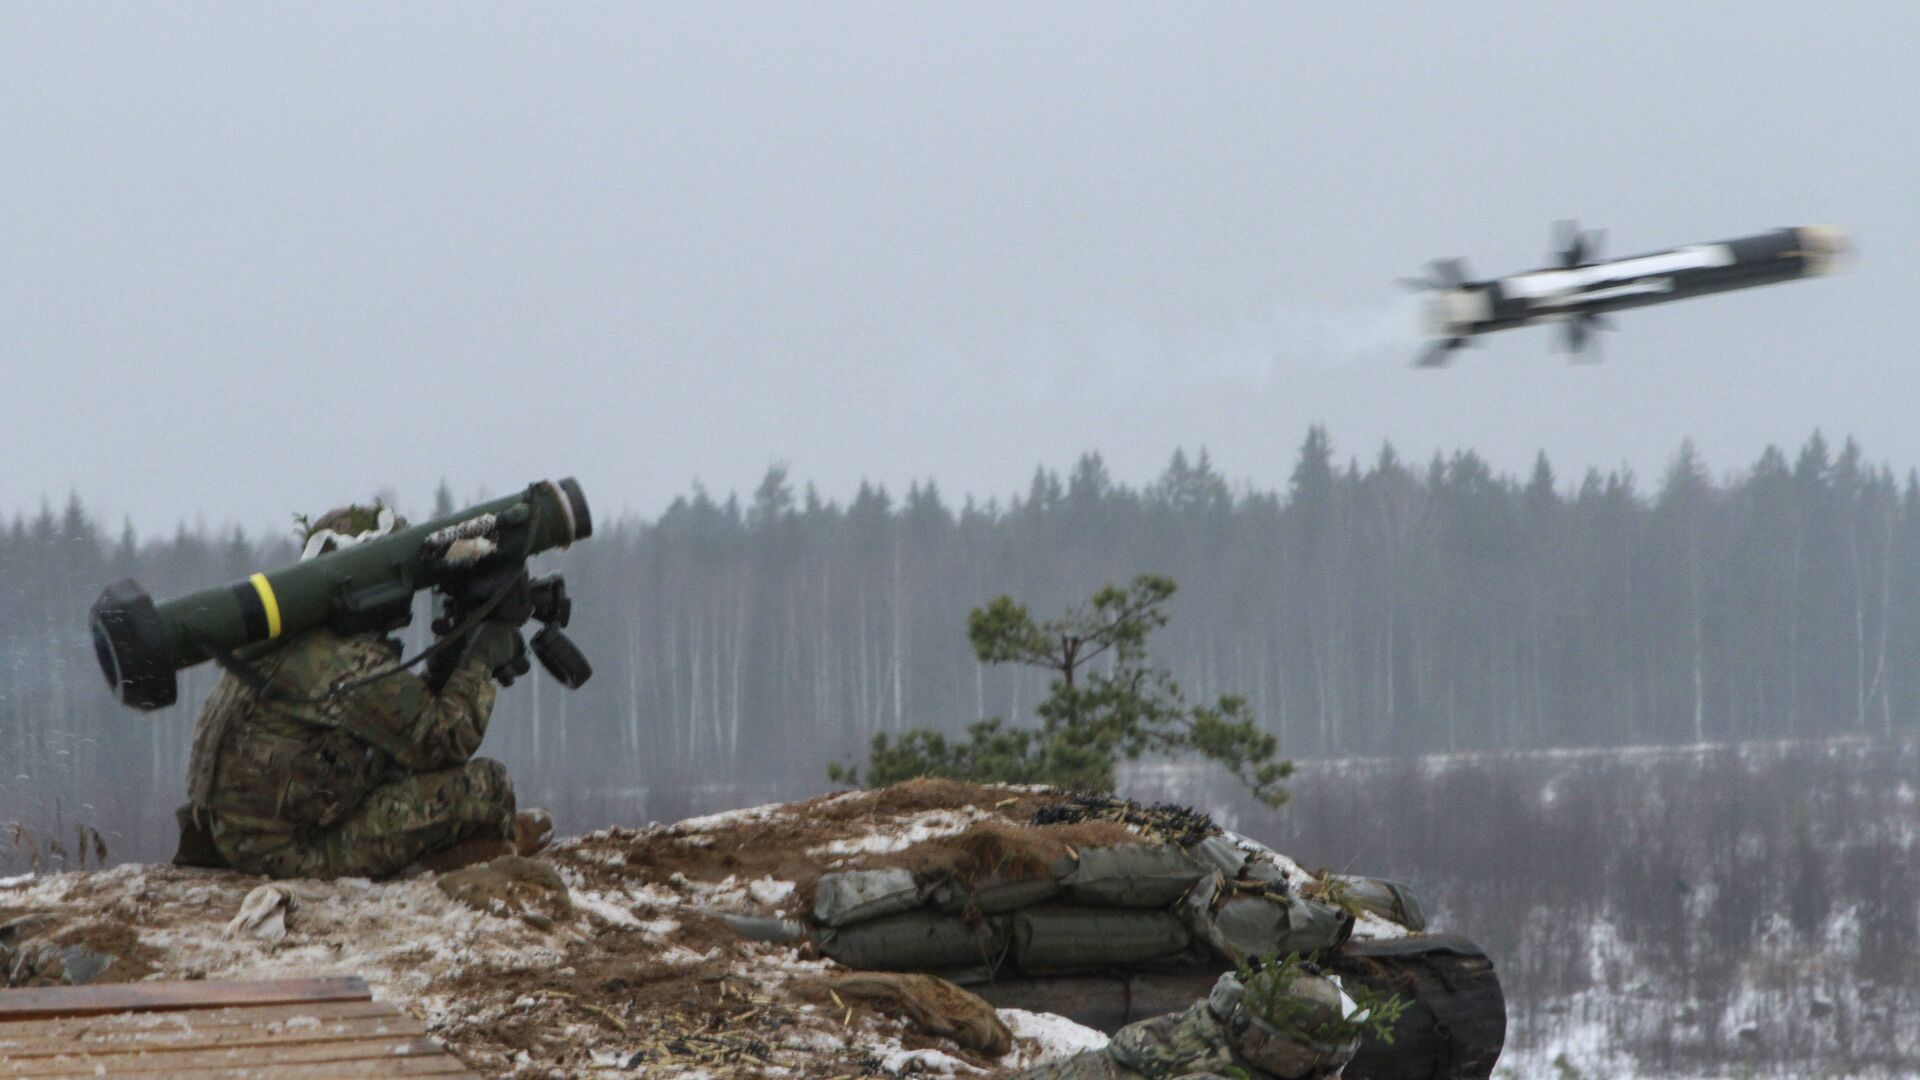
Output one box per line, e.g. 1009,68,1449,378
1,1034,449,1075
0,1014,429,1058
0,978,371,1022
0,1000,403,1039
117,1058,472,1079
0,978,473,1078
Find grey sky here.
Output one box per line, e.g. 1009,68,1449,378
1,4,1909,536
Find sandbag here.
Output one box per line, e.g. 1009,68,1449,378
817,911,1011,972
1190,834,1251,879
813,867,925,928
1239,852,1292,890
929,872,1063,916
1063,844,1208,908
1183,880,1352,964
1327,875,1427,931
1010,906,1194,974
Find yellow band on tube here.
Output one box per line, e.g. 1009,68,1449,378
249,573,282,639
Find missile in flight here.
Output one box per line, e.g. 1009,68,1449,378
1407,223,1849,367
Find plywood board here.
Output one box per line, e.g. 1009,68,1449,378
0,978,475,1079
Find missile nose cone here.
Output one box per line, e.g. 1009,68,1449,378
1796,225,1851,275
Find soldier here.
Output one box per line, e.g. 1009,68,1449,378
1011,967,1361,1080
177,504,551,880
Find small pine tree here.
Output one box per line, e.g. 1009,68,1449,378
831,574,1292,805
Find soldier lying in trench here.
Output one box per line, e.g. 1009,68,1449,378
1013,963,1364,1080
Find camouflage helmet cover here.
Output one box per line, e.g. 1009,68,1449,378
298,503,407,560
1214,969,1363,1080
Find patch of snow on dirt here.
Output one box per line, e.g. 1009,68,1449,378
1350,910,1411,941
880,1046,985,1075
748,876,797,905
999,1007,1111,1069
0,780,1426,1079
810,807,989,856
672,799,802,832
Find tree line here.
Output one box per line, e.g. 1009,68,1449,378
1,429,1915,859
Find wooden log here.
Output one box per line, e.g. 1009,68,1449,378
0,978,372,1022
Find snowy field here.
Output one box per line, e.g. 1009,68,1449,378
1128,735,1920,1080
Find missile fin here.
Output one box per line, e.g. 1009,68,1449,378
1428,258,1469,288
1414,337,1466,368
1564,314,1609,363
1554,220,1583,267
1565,319,1588,353
1553,220,1606,267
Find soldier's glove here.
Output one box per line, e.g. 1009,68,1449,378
446,566,535,628
464,622,532,687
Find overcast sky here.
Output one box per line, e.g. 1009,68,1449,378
1,4,1909,536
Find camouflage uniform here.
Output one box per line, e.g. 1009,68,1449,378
1010,972,1359,1080
185,627,514,880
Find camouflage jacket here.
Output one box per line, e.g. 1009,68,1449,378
1011,1002,1241,1080
186,629,497,834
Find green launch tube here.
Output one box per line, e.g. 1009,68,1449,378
90,477,592,711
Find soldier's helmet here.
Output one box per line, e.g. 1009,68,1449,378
299,503,407,561
1208,967,1363,1080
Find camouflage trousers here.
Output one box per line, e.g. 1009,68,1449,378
1011,1003,1240,1080
211,758,516,880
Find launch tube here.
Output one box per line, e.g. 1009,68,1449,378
90,477,592,711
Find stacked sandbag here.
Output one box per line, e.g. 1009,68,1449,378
1180,833,1355,965
812,842,1209,979
811,825,1391,979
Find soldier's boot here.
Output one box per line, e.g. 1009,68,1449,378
513,808,554,857
172,804,230,870
411,837,517,875
322,758,519,880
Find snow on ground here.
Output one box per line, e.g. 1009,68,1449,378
0,782,1166,1078
809,806,992,857
0,780,1429,1078
997,1009,1111,1070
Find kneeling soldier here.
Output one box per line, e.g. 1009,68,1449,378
178,504,549,879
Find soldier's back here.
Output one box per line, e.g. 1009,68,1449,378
188,630,399,833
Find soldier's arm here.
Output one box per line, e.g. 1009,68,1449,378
331,656,499,771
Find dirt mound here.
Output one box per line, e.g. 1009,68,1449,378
574,779,1071,915
0,781,1113,1078
865,819,1145,886
0,909,160,985
1030,792,1221,847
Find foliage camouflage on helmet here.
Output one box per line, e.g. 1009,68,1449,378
295,502,401,544
1234,953,1408,1047
293,502,410,561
